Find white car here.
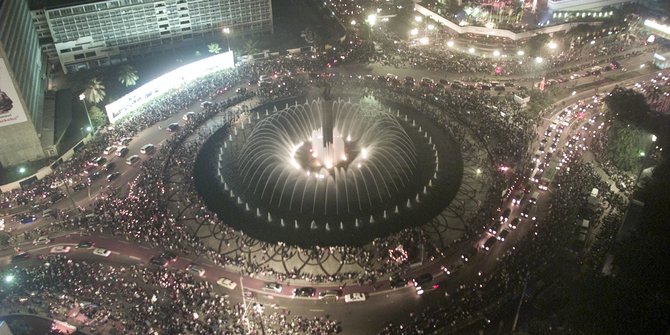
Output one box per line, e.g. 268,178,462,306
140,144,155,154
103,146,117,155
92,248,111,257
50,246,71,253
183,112,196,121
33,236,51,245
216,277,237,290
186,263,206,277
262,282,282,293
126,155,140,165
344,293,367,303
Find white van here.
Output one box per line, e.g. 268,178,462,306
140,144,155,154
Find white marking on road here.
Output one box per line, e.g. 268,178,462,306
309,309,325,312
129,256,141,260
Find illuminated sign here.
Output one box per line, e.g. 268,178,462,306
105,51,235,123
0,58,29,127
644,19,670,35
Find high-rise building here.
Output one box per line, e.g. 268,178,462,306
0,0,47,168
30,0,274,73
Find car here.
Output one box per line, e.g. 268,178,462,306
19,215,37,224
82,165,97,175
182,112,196,121
318,289,342,300
149,256,168,267
160,251,177,262
539,179,550,191
93,156,107,166
201,101,213,108
50,246,71,253
293,287,316,297
140,144,155,154
77,241,95,249
186,263,206,277
106,172,121,182
126,155,140,165
416,282,440,295
509,218,521,230
529,191,539,204
33,236,51,245
88,171,103,182
262,282,282,293
92,248,111,257
117,137,132,146
511,192,524,206
72,183,87,192
167,123,180,132
412,273,433,288
217,277,238,290
344,292,367,303
389,274,407,288
482,236,497,251
441,260,464,275
49,192,65,204
115,146,129,157
521,204,536,220
103,162,115,172
11,252,30,262
500,208,511,222
497,229,510,242
461,246,477,262
531,172,543,183
103,146,117,155
487,221,503,235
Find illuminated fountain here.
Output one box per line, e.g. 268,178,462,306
195,97,463,246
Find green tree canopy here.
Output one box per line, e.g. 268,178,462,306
83,78,106,104
118,65,139,87
207,42,222,54
605,120,647,172
88,105,108,129
604,87,650,124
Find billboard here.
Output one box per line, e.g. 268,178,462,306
0,57,28,127
105,51,235,123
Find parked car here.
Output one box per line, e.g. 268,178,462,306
344,292,367,303
140,144,155,154
217,277,238,290
389,274,407,288
103,146,117,155
50,246,71,254
92,248,111,257
33,236,51,245
88,171,103,182
115,146,129,157
77,241,95,249
318,289,342,300
167,123,180,132
106,171,121,182
182,112,196,121
293,287,316,297
117,137,132,146
103,162,115,172
11,252,30,262
186,263,206,277
126,155,140,166
262,282,282,293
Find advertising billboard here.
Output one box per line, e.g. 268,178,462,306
105,51,235,123
0,57,28,127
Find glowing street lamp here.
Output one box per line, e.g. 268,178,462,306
223,27,231,51
367,14,377,27
17,167,26,174
415,15,423,22
468,47,475,54
548,41,557,49
517,50,525,56
447,40,454,47
493,50,501,57
350,20,356,26
409,28,418,36
4,274,14,283
427,24,435,30
419,37,429,45
535,56,544,64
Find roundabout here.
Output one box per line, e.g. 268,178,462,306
194,96,464,246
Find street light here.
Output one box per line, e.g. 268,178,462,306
223,27,231,51
493,50,501,57
366,14,377,27
4,274,14,283
535,56,544,64
468,47,475,54
409,28,418,36
79,93,92,132
419,37,429,45
447,40,454,47
548,41,558,49
17,167,26,174
517,50,525,56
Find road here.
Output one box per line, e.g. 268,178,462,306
0,43,660,334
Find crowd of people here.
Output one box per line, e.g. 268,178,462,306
0,6,653,333
0,255,340,334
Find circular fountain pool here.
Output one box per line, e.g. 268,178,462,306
194,98,463,246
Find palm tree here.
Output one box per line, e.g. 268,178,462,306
242,39,259,56
118,65,139,87
208,43,222,54
83,78,106,104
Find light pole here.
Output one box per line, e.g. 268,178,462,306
79,93,92,132
223,27,231,51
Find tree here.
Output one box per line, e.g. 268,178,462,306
605,121,647,172
242,39,259,55
118,65,139,87
208,42,222,54
83,78,106,104
88,105,108,129
526,33,550,56
604,87,650,125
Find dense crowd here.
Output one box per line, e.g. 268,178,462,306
0,256,339,334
